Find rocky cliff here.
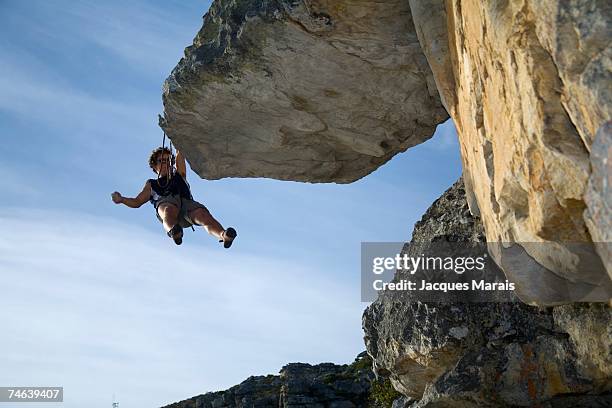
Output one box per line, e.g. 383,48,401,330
409,0,612,304
363,179,612,407
160,352,398,408
160,2,611,406
161,0,611,305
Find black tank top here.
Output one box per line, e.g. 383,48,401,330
149,174,193,204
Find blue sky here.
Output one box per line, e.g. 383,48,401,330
0,1,461,407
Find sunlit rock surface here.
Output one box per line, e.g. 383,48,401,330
408,0,612,304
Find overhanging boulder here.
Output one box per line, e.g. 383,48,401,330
161,0,448,183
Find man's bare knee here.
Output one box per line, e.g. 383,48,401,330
158,204,179,218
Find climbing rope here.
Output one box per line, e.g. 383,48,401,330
157,130,194,233
157,131,174,190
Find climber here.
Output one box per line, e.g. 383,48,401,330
111,147,237,247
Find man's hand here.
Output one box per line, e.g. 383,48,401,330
175,149,187,179
112,182,151,208
111,192,123,204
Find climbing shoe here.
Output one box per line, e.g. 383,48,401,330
167,224,183,245
219,227,237,249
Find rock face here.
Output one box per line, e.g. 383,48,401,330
362,179,612,407
584,121,612,278
160,352,397,408
163,0,611,304
409,0,612,304
161,0,448,183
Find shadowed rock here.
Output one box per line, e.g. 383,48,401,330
160,352,398,408
584,121,612,278
363,179,612,407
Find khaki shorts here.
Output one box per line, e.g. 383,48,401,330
155,195,209,228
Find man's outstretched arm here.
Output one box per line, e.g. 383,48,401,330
112,181,151,208
175,149,187,179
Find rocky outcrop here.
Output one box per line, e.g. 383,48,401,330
160,352,398,408
161,375,280,408
162,0,611,305
362,179,612,407
409,0,612,304
160,3,611,404
161,0,447,183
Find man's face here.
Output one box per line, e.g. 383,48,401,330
155,153,172,175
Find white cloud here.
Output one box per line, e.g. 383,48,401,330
61,1,197,75
0,208,365,408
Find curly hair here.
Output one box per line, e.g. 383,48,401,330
148,147,173,172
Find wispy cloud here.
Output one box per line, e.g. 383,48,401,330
0,208,364,408
60,1,198,75
1,0,200,78
0,0,205,148
0,60,152,136
0,162,42,198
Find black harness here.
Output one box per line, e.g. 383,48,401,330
149,174,193,200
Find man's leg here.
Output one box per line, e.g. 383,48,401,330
188,207,224,240
157,203,180,233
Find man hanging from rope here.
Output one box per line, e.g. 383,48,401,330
111,147,237,247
